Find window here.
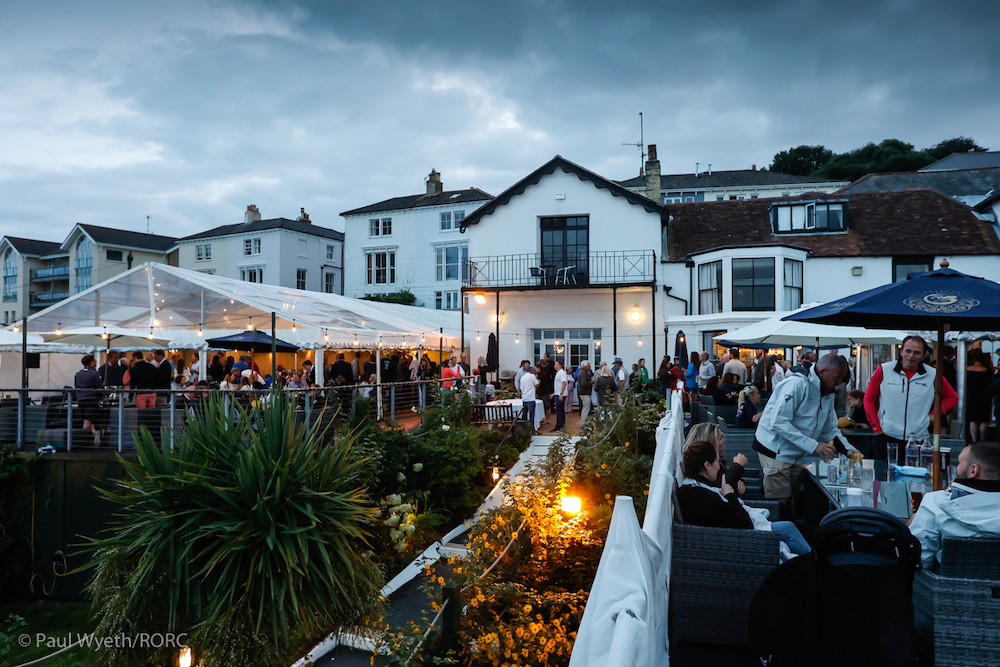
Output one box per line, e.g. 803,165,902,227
324,272,336,293
732,258,775,311
434,290,462,310
326,245,336,260
540,216,589,284
531,329,601,367
240,266,263,283
698,260,722,315
196,244,212,261
243,238,261,256
892,256,933,283
75,237,92,293
435,243,468,281
106,249,123,262
772,202,846,233
454,210,465,226
366,249,396,285
369,218,391,237
440,212,452,230
369,219,380,236
296,269,307,290
783,259,803,310
3,249,16,302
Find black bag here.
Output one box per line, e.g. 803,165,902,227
750,508,921,667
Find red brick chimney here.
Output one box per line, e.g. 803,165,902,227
645,144,661,203
297,207,311,223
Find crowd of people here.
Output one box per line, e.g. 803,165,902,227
671,336,1000,570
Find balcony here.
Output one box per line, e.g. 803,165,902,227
29,291,69,308
30,265,70,281
463,250,656,290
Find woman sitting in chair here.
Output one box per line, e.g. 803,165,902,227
701,376,737,405
685,422,748,496
679,440,812,556
735,385,762,429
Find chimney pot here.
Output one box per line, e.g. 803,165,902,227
244,205,261,224
708,164,712,175
752,164,757,171
696,162,700,177
298,207,311,223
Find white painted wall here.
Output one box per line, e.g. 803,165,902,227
343,199,488,308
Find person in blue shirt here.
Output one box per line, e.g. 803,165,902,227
685,351,700,391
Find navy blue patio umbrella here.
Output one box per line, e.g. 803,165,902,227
205,330,300,354
783,262,1000,488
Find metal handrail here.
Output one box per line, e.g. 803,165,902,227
463,249,656,288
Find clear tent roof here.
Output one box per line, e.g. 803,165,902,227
21,263,461,349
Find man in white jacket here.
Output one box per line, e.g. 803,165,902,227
908,442,1000,570
753,353,858,516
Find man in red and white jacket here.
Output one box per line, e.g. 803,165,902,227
864,335,958,465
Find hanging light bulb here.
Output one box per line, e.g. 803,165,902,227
197,326,203,337
476,333,481,341
515,335,520,344
492,466,500,482
248,318,254,330
638,337,643,346
56,323,62,335
101,332,109,340
324,330,329,342
292,322,297,332
11,326,18,333
354,336,359,346
148,330,154,340
595,339,601,348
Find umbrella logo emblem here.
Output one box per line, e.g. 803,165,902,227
903,291,980,314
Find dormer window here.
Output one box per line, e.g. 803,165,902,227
771,201,847,233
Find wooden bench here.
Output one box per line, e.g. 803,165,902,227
470,403,524,426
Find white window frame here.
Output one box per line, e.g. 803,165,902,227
196,244,212,261
326,244,335,260
324,272,336,293
434,242,468,282
440,211,452,231
365,248,396,286
243,238,261,256
239,265,264,283
296,268,307,290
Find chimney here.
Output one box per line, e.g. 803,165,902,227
297,207,311,223
695,162,700,177
645,144,661,204
708,164,712,176
426,169,443,196
245,205,261,224
752,164,757,171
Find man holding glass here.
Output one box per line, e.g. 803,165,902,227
863,335,959,465
753,353,859,518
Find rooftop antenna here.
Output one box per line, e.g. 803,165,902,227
621,112,646,176
146,215,150,234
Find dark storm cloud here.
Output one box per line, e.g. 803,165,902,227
0,0,997,242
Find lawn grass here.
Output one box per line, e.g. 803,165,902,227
1,596,96,667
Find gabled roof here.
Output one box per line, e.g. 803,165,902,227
460,155,669,230
2,237,67,258
617,169,841,190
838,167,1000,199
63,224,177,253
178,218,345,242
665,189,1000,261
340,189,493,217
920,151,1000,172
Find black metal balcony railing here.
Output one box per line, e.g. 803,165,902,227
463,250,656,289
30,266,70,281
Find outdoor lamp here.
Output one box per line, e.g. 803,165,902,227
595,339,601,347
679,335,685,343
560,496,582,515
476,333,481,340
178,647,193,667
474,293,487,305
638,336,643,346
492,466,500,482
492,313,503,323
515,335,520,344
631,308,641,322
56,324,61,335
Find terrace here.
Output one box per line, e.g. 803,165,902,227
463,249,656,291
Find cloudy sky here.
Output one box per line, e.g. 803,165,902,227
1,0,998,241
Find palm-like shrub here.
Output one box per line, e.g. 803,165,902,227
85,393,384,667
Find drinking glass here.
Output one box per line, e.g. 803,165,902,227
828,460,840,484
861,467,875,493
887,443,899,468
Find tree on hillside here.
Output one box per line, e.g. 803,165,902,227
926,136,988,162
768,145,833,176
815,139,933,182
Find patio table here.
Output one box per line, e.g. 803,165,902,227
485,398,543,431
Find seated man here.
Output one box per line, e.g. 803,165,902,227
908,442,1000,570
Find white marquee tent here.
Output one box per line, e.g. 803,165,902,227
20,263,461,352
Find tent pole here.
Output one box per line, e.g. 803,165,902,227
18,314,27,448
271,312,277,380
376,335,383,420
932,320,944,490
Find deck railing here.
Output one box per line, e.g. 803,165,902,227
463,250,655,289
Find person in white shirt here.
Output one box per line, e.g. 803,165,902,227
722,349,748,385
698,351,716,389
552,361,568,432
519,366,539,431
514,360,531,393
613,358,627,406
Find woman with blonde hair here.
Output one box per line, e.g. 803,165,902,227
735,385,762,428
684,422,748,495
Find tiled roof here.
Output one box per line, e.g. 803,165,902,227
838,167,1000,199
920,151,1000,172
618,169,840,190
340,189,493,217
4,237,66,257
665,189,1000,261
178,218,345,242
461,155,669,229
77,224,177,252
